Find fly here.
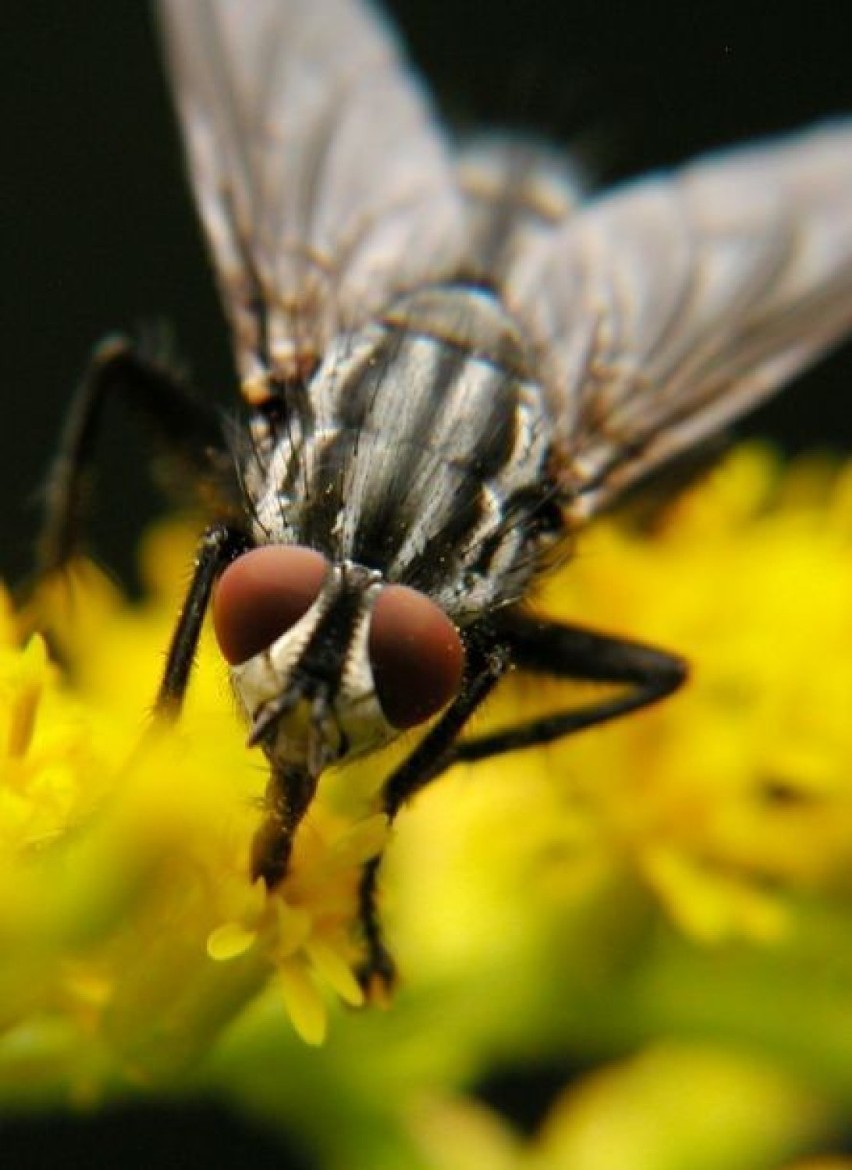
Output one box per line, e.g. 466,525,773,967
37,0,852,994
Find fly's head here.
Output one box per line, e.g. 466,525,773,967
212,545,464,778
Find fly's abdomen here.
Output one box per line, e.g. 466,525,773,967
249,285,561,622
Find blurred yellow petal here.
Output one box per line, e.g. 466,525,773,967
304,938,364,1007
278,963,327,1047
534,1044,827,1170
207,922,258,962
408,1096,521,1170
3,635,48,758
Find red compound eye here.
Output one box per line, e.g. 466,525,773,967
369,585,464,729
213,546,328,665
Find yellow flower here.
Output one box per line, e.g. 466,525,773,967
0,530,389,1090
383,448,852,1026
555,447,852,940
1,444,851,1110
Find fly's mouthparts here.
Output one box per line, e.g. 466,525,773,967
247,683,347,773
247,691,301,748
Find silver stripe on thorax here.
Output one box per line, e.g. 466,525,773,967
244,285,559,624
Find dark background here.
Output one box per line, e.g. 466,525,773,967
4,0,852,590
2,3,852,1161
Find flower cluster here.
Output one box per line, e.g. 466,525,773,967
2,447,852,1168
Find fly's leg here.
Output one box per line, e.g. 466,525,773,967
35,336,251,745
357,638,511,996
357,613,686,996
155,522,251,718
455,612,687,762
37,335,230,576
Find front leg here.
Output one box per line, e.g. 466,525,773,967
456,611,687,762
357,636,511,995
357,612,687,995
155,522,251,719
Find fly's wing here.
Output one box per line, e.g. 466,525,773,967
455,135,586,284
156,0,465,401
504,120,852,520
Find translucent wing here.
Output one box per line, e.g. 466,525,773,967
156,0,465,400
504,121,852,519
455,135,586,283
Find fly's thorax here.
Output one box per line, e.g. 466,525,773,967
213,547,465,774
242,283,564,627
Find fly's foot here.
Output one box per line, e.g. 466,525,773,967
354,855,397,1003
356,942,398,1006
